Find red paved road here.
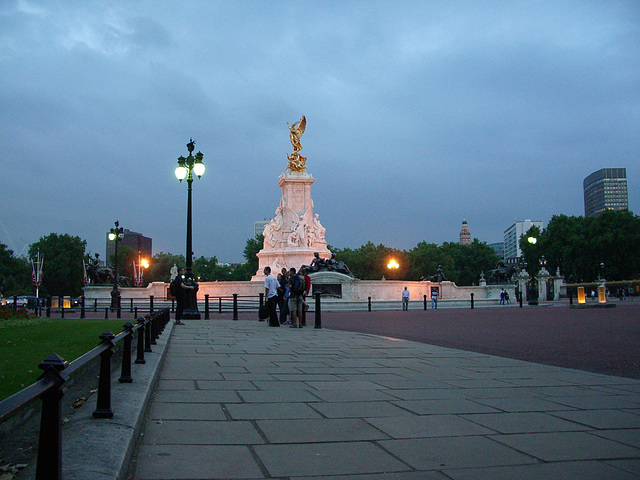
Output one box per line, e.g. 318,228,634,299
320,302,640,379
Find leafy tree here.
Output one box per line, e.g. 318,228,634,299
0,243,31,296
330,242,397,280
193,256,232,281
145,253,185,284
521,211,640,282
243,234,263,275
407,241,440,280
28,233,87,296
519,225,543,274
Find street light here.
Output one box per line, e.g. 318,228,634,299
133,254,149,287
108,220,124,309
175,138,205,319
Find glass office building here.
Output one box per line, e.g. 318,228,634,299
583,168,628,217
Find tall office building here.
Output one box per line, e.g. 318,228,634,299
503,219,543,264
583,168,628,217
106,229,152,264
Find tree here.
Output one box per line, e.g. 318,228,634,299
521,211,640,282
145,253,185,284
330,242,397,280
0,243,31,296
519,225,543,274
243,234,263,274
28,233,87,297
193,256,232,281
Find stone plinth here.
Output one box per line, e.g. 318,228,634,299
254,171,331,278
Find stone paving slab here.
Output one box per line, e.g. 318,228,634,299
128,319,640,479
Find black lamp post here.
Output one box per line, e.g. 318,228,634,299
175,139,205,319
108,220,124,309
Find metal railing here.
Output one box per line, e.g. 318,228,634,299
0,308,170,480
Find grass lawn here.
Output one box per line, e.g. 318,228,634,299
0,311,127,401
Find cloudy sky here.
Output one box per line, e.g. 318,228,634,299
1,1,638,263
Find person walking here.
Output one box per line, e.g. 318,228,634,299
170,267,196,325
263,266,280,327
287,267,305,328
402,286,410,311
431,290,438,311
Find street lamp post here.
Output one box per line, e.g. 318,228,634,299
108,221,124,309
175,139,205,319
133,254,149,287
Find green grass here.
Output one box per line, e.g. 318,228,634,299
0,311,127,401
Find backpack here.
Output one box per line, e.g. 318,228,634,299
169,278,178,297
290,275,305,296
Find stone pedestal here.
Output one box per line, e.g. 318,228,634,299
254,171,331,278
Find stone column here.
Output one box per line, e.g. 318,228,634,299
537,267,550,302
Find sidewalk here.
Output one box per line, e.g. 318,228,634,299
127,318,640,479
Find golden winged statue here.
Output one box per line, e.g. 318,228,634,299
286,115,307,172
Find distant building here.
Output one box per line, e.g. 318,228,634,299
503,220,543,264
459,219,471,245
583,168,628,217
106,229,152,264
254,220,269,237
488,242,504,260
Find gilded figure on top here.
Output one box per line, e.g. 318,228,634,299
287,115,307,172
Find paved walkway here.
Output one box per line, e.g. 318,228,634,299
127,318,640,479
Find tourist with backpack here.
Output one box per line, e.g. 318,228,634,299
288,267,305,328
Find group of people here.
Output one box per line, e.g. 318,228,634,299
401,287,439,310
263,266,311,328
499,288,510,305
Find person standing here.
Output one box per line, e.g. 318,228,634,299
431,289,438,310
263,266,280,327
300,267,311,326
171,267,195,325
288,267,305,328
277,271,289,324
402,286,410,311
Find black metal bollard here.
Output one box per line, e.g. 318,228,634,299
135,318,146,364
59,297,64,318
36,354,68,480
149,295,154,314
233,293,239,321
130,298,134,314
80,295,86,319
204,294,210,320
46,296,51,318
93,331,116,418
144,315,152,352
119,322,134,383
368,296,372,312
424,295,427,311
150,313,158,345
219,297,222,314
104,307,109,319
117,296,122,319
470,293,474,309
94,298,98,312
569,289,573,305
314,292,322,329
519,290,523,308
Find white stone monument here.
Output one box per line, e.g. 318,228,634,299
254,116,331,277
